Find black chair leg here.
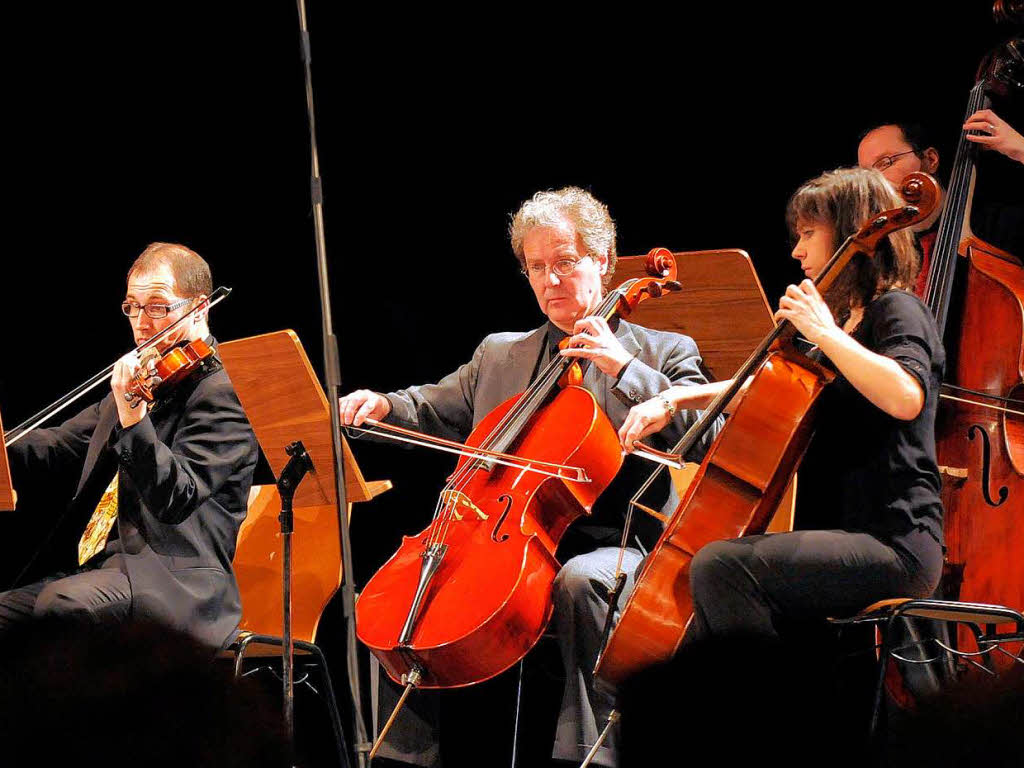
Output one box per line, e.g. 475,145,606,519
868,616,894,751
298,640,350,768
230,635,351,768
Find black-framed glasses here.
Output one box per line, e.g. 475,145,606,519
521,255,591,279
872,149,918,171
121,298,191,319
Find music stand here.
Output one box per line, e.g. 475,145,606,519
616,248,794,531
219,330,391,761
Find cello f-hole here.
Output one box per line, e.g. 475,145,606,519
968,424,1009,507
491,494,513,542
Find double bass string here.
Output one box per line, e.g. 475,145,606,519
927,82,987,331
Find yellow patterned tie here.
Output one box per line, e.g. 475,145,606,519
78,474,119,566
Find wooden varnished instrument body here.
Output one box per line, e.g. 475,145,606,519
355,248,682,689
595,349,834,683
594,173,940,685
923,35,1024,668
357,385,622,688
937,237,1024,633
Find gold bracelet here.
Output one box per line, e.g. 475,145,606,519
656,393,676,416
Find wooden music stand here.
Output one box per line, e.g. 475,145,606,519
218,330,392,640
616,249,794,532
615,249,776,382
0,410,15,512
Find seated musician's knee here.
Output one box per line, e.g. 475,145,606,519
33,582,99,623
690,539,747,597
553,555,600,606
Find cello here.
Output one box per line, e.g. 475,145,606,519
594,173,941,685
926,31,1024,665
355,249,682,692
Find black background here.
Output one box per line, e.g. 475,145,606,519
2,2,1021,764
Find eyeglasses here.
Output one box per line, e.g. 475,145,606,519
872,149,918,171
521,255,591,279
121,298,191,319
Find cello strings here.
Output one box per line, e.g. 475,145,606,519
442,287,622,489
427,289,628,548
428,356,566,548
479,286,626,453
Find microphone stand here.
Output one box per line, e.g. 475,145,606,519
294,2,370,765
276,440,314,756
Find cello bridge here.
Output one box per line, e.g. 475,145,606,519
440,490,489,521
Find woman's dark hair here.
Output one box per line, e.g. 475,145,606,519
786,167,920,326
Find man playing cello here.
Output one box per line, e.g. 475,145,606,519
341,186,723,767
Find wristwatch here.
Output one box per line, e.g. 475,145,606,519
656,393,676,416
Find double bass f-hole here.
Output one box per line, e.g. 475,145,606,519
491,494,513,542
968,425,1009,507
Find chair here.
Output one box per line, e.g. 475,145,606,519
217,331,392,762
829,597,1024,744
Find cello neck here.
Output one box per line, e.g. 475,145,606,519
476,288,626,458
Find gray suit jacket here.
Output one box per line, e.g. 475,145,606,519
383,320,722,546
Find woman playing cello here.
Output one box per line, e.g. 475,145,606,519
620,167,945,646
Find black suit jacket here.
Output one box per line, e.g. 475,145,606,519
9,343,258,648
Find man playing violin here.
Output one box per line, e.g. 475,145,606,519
0,243,257,649
341,186,723,767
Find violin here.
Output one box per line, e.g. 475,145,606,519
124,339,216,407
355,249,683,693
4,286,230,448
594,174,942,685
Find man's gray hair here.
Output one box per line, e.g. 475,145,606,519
509,187,617,283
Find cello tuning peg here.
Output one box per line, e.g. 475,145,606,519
647,283,664,298
665,281,683,292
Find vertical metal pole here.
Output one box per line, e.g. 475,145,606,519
293,2,369,765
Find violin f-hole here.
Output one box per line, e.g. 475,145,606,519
491,494,513,542
968,424,1009,507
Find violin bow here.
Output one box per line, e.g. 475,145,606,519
4,287,231,448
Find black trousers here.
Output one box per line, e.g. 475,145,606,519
685,528,943,646
0,563,131,634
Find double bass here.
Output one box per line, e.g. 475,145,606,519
356,250,682,690
594,174,941,684
927,32,1024,663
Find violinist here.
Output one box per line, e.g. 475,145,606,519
620,167,944,650
0,243,258,649
340,186,723,767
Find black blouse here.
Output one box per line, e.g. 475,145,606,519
795,290,945,565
